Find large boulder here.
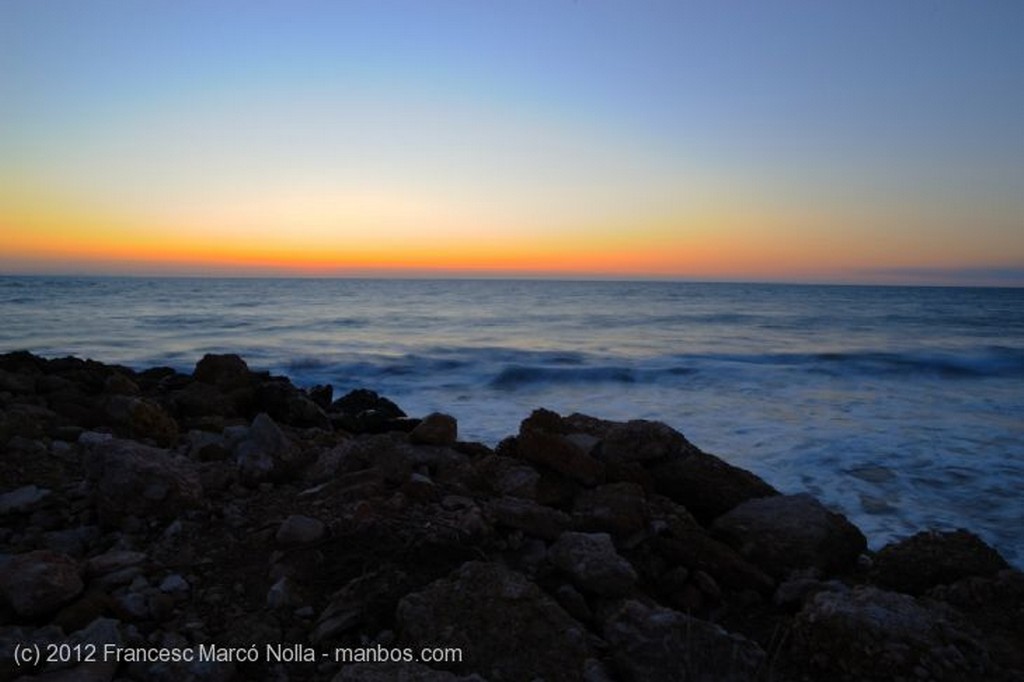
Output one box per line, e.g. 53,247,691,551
872,529,1010,595
712,493,866,579
651,452,778,525
549,532,638,596
484,496,572,541
601,599,765,682
597,419,700,464
83,436,203,525
788,586,994,681
410,412,458,446
397,561,593,682
193,353,252,389
0,550,84,618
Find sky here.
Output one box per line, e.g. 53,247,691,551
1,0,1022,284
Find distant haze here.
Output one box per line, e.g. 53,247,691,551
2,1,1022,285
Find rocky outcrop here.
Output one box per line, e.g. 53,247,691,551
0,351,1021,682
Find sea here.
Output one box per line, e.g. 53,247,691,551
2,276,1022,566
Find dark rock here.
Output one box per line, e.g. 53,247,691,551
308,383,333,409
0,550,84,618
193,353,252,389
651,452,778,525
104,395,179,446
872,529,1011,595
516,409,605,486
549,532,638,596
397,561,593,682
234,412,309,484
598,419,700,463
572,482,648,545
332,662,486,681
712,493,866,579
472,455,542,499
0,484,51,514
276,514,326,545
651,532,775,595
485,496,572,541
788,585,993,681
83,437,203,526
601,599,765,682
410,412,458,446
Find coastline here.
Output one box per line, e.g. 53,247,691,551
1,350,1022,681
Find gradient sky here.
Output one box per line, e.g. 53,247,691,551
2,1,1022,283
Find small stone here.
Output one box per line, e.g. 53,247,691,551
0,550,84,618
159,573,189,594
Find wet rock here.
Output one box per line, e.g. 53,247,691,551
410,412,458,446
601,599,765,682
789,585,993,681
276,514,326,545
549,532,638,596
712,493,866,579
397,561,593,682
516,409,605,486
193,353,252,389
0,550,84,618
872,529,1010,595
83,437,203,526
652,452,778,525
485,496,572,541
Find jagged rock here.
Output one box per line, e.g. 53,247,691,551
330,388,407,433
789,585,994,681
276,514,326,545
516,409,605,486
410,412,458,446
872,529,1010,595
397,561,593,682
485,496,572,541
255,379,330,428
308,383,333,409
0,550,84,618
712,493,866,579
651,452,778,524
83,437,203,525
193,353,252,389
332,662,486,681
549,532,638,596
234,412,306,484
572,482,648,544
601,599,766,682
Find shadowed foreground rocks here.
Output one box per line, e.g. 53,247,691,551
1,351,1021,681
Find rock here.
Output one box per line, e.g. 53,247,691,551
159,573,189,594
83,438,203,526
397,561,593,682
872,529,1010,595
0,550,84,618
572,482,648,545
234,412,307,484
0,484,51,514
597,419,700,463
712,493,866,579
276,514,326,545
472,455,542,499
516,409,605,486
601,599,765,682
789,585,993,681
410,412,458,446
332,662,486,681
105,396,179,446
308,383,334,409
549,532,638,596
193,353,252,388
651,452,778,525
485,496,572,541
85,550,148,578
650,531,775,595
330,388,407,433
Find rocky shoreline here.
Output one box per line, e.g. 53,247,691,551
1,350,1021,681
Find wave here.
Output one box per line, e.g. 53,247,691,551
491,365,637,388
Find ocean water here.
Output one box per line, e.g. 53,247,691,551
2,276,1022,565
